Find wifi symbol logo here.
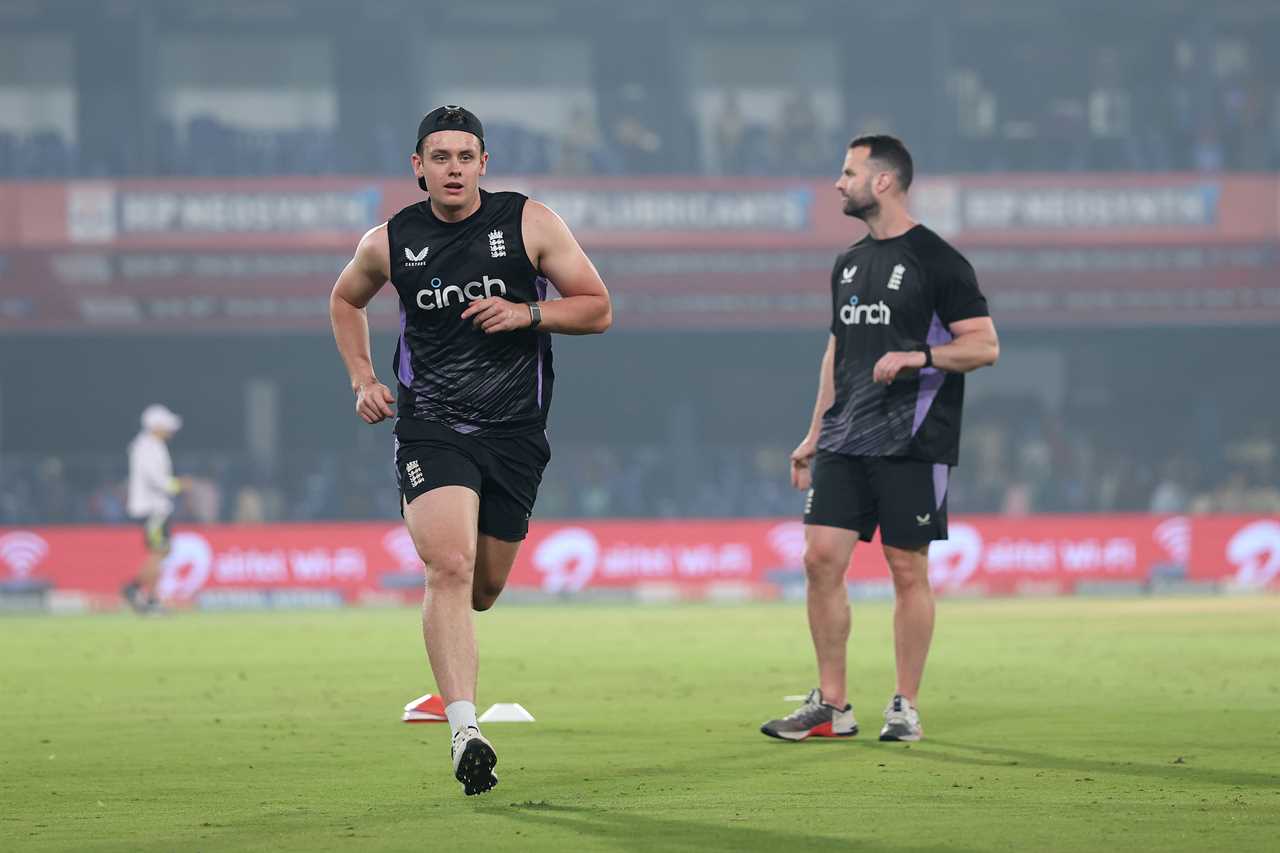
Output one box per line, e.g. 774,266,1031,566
381,528,422,570
0,531,50,579
767,522,806,566
1153,516,1192,564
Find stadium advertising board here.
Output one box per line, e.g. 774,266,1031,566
1,176,1278,331
2,515,1275,608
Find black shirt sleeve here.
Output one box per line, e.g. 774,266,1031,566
933,251,990,326
828,257,843,336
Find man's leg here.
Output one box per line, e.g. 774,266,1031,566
138,550,164,594
125,520,168,611
138,549,166,606
404,486,481,705
883,543,934,704
803,524,860,708
472,535,522,612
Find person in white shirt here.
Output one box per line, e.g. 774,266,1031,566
123,404,185,612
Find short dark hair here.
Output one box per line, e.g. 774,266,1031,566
415,105,486,158
848,134,913,192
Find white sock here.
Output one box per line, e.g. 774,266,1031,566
445,701,477,737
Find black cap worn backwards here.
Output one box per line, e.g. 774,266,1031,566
414,105,485,191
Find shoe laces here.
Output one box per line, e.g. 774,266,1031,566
885,695,917,723
783,689,828,723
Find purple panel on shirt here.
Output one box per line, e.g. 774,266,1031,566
911,313,954,436
933,463,949,510
535,277,548,408
396,301,414,388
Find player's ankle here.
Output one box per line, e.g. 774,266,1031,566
445,700,478,737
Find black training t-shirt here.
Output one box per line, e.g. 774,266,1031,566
818,224,989,465
387,190,554,437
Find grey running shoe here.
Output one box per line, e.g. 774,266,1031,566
878,694,923,742
760,688,858,741
451,726,498,796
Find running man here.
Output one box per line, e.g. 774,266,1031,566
329,106,611,795
123,404,185,613
761,135,998,743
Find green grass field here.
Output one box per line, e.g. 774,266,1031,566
2,597,1278,852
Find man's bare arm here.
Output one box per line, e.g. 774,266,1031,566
791,335,837,490
931,316,999,373
330,224,396,422
872,316,999,385
461,200,611,335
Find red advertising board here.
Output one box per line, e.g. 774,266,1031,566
1,515,1276,606
2,175,1278,331
3,175,1277,252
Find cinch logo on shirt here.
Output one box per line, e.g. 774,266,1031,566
415,274,508,311
839,295,892,326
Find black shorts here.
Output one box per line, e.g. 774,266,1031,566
394,419,551,542
804,451,949,548
141,514,172,552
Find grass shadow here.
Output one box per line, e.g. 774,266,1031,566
901,739,1280,790
494,801,984,853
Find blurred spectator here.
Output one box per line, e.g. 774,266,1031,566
554,103,605,176
232,485,268,523
770,91,828,175
609,85,666,174
711,91,749,175
1149,456,1196,514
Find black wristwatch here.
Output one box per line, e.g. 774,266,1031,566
917,344,933,369
528,302,542,328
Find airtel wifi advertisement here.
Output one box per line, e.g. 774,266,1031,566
0,516,1277,608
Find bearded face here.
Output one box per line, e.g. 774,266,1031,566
841,173,879,220
836,146,884,221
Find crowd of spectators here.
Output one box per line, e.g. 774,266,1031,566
5,33,1278,179
4,419,1275,527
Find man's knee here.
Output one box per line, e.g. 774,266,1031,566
471,581,504,612
421,547,475,587
884,547,931,592
804,540,848,585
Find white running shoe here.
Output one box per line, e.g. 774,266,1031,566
878,694,923,742
450,726,498,796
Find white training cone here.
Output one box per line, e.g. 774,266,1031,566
478,703,536,723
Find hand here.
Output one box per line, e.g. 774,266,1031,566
790,438,818,491
873,351,926,385
460,297,532,334
355,380,395,424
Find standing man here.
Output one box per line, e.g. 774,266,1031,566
329,106,611,795
123,404,185,613
761,135,998,743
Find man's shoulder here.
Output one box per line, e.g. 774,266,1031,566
834,237,872,266
905,225,971,271
487,189,530,205
388,201,426,226
129,432,161,458
845,235,875,254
